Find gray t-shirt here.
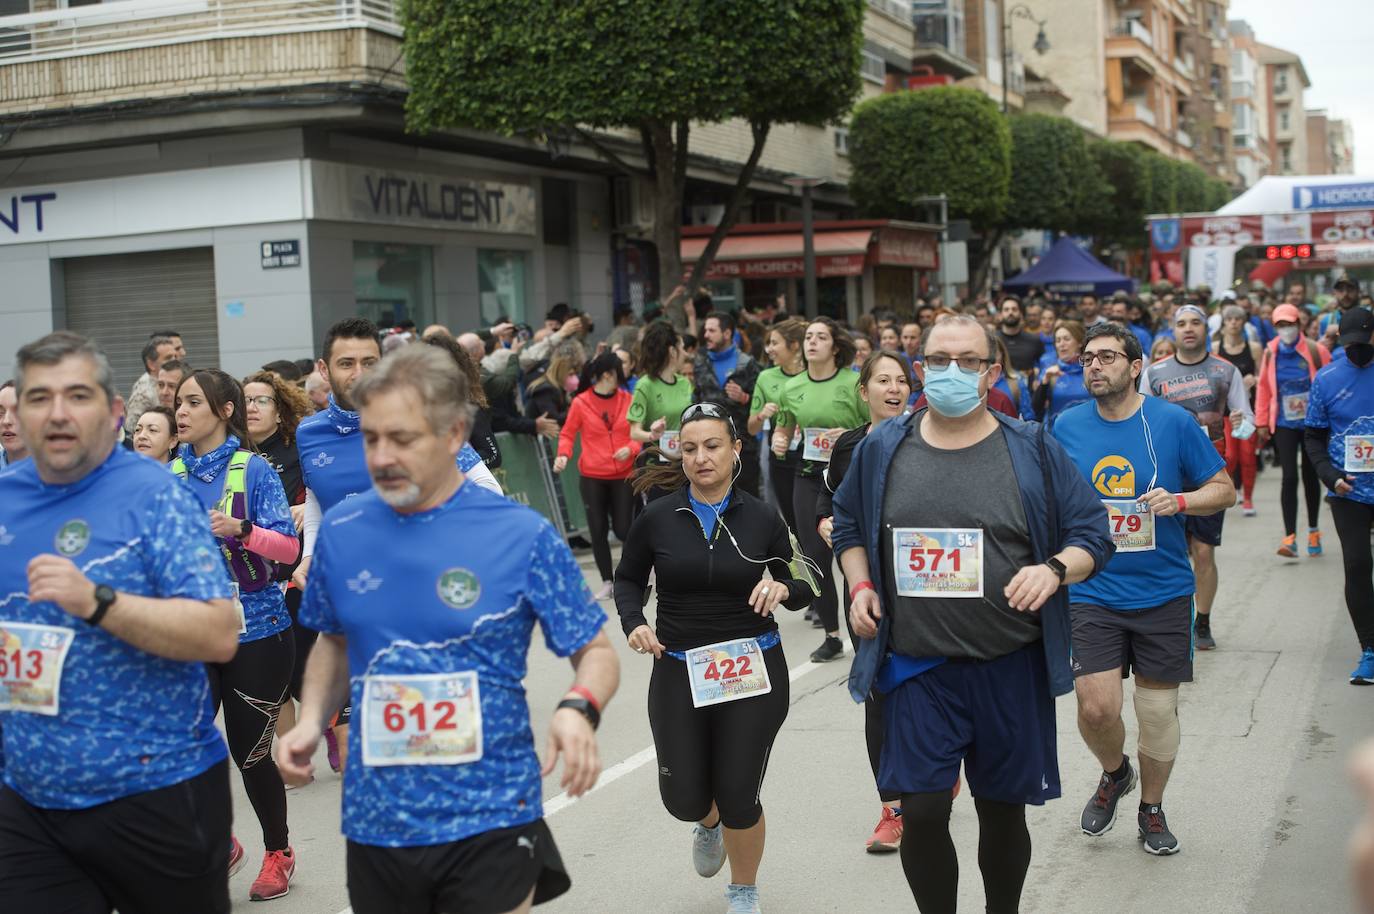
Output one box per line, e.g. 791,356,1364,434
881,418,1041,660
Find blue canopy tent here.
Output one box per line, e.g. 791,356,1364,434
1001,237,1135,296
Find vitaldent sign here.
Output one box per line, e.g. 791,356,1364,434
1292,182,1374,210
309,162,536,235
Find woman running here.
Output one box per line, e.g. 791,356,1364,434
1256,303,1332,557
814,351,915,853
852,335,874,371
555,350,640,600
772,317,867,664
1212,305,1263,516
748,319,806,531
1034,320,1089,428
242,370,315,749
174,369,300,901
628,321,695,483
615,402,810,914
131,405,178,463
992,337,1033,420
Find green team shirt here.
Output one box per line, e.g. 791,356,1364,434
752,366,804,464
628,374,694,434
777,369,869,476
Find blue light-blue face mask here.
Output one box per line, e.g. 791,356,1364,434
922,362,985,417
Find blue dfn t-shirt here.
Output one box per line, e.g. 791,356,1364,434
1307,357,1374,506
299,482,606,847
297,396,486,513
0,447,232,809
174,438,295,642
1274,342,1313,430
1040,360,1090,426
1053,396,1224,610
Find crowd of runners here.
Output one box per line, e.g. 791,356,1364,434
2,276,1374,914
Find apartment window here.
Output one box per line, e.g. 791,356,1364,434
913,0,966,58
0,0,28,15
1280,143,1293,171
353,242,435,330
1278,105,1289,132
1274,64,1288,93
861,49,886,84
477,250,530,325
834,128,850,157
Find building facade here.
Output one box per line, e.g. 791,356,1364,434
1254,42,1311,176
1227,21,1271,189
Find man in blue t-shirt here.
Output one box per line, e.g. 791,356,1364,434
277,344,618,914
1054,323,1233,857
0,332,241,914
1305,308,1374,685
295,317,502,771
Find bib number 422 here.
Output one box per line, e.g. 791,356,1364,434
702,654,754,682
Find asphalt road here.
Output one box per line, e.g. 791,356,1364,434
228,466,1373,914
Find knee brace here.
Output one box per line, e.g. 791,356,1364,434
1134,686,1180,762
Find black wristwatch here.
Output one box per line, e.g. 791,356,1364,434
1044,556,1067,584
239,518,253,538
89,584,117,627
556,697,600,731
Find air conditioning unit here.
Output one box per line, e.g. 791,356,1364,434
612,176,655,235
689,204,727,226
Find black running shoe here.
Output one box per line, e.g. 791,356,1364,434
810,636,844,663
1195,618,1216,651
1138,804,1181,855
1080,761,1137,836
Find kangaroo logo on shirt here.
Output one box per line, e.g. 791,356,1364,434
311,451,335,468
437,568,481,610
54,519,90,557
1091,456,1136,497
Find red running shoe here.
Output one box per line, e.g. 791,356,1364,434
228,835,246,878
866,806,903,853
249,848,296,901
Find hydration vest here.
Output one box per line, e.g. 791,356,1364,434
171,449,274,594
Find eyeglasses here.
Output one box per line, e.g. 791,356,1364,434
246,396,277,409
1079,350,1129,367
923,355,990,374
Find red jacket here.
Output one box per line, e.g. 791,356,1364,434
558,388,641,480
1254,337,1330,432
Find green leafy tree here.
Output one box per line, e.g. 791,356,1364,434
848,87,1012,229
1204,177,1234,211
1003,114,1107,235
402,0,865,299
1086,139,1152,248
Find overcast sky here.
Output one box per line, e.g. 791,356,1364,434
1229,0,1371,174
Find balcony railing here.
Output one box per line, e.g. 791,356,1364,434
1117,98,1156,127
1172,53,1195,79
1113,18,1154,48
1176,128,1193,148
0,0,400,65
1231,80,1253,98
914,12,965,58
867,0,913,21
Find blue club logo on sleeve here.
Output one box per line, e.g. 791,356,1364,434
54,519,91,557
0,526,13,546
437,568,481,610
311,451,335,468
346,569,383,594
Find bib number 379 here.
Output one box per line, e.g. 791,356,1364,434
361,672,482,767
0,623,75,716
1347,436,1374,473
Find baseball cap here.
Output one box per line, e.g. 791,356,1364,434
1219,290,1237,302
1271,304,1302,325
1338,307,1374,347
1334,276,1358,291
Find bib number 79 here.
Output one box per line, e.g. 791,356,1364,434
1110,513,1144,535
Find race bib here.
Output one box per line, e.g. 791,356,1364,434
1347,436,1374,473
803,427,836,463
892,528,984,598
229,583,247,635
1282,392,1309,422
659,429,681,458
685,637,771,708
0,622,76,716
361,672,482,767
1103,499,1155,553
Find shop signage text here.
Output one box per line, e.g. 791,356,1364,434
261,240,300,269
0,193,57,235
1293,183,1374,210
311,162,537,235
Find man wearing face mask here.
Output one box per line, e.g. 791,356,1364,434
831,315,1114,913
1138,305,1254,651
1304,308,1374,685
1256,304,1331,560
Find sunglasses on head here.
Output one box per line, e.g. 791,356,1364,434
681,402,738,438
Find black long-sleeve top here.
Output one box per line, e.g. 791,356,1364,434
816,423,870,522
613,486,811,652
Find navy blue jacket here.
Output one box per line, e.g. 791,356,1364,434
831,409,1114,702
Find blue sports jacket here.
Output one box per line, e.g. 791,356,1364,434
831,409,1114,702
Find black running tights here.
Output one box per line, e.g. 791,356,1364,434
1329,497,1374,650
792,473,838,633
899,791,1031,914
207,630,294,851
768,461,798,533
842,589,898,803
579,475,634,582
1274,426,1322,535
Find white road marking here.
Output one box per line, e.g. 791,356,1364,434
335,653,840,914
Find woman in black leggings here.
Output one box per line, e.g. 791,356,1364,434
615,403,811,914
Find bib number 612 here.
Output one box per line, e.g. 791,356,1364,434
382,701,459,733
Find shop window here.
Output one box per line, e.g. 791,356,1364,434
478,250,530,325
353,242,435,330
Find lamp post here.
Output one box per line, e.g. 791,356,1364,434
784,175,827,318
1002,3,1050,114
